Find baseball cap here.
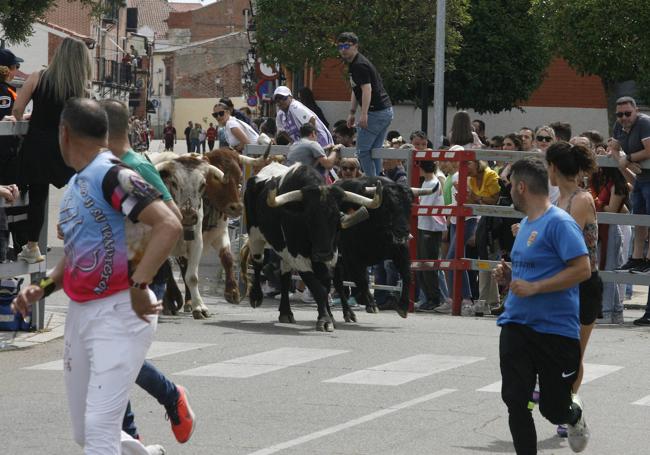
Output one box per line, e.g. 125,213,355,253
0,49,24,67
273,86,292,98
337,32,359,44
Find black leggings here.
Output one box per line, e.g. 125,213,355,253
500,323,581,454
25,184,49,243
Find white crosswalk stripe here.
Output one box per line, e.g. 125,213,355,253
324,354,484,386
175,347,348,378
23,341,215,371
476,363,623,393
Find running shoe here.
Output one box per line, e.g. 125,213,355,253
567,394,590,452
166,385,196,444
631,258,650,274
616,257,644,272
433,300,452,314
16,245,45,264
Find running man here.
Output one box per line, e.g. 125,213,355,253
494,157,592,454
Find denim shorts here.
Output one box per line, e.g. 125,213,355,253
631,179,650,215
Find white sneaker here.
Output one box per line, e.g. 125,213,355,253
16,245,45,264
433,300,452,314
146,444,166,455
567,394,590,453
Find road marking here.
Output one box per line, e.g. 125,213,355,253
175,347,348,378
247,388,456,455
476,363,623,393
23,341,215,371
324,354,484,386
632,395,650,406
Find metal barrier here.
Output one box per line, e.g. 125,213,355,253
0,120,48,330
409,147,650,316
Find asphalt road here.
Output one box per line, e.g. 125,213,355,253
3,277,650,455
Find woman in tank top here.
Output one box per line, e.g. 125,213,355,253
11,37,92,263
546,141,601,436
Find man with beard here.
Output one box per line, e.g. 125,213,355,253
493,157,592,454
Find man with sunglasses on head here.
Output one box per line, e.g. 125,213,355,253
614,96,650,276
274,86,333,147
337,32,393,177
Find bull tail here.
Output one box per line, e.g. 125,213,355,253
239,237,251,297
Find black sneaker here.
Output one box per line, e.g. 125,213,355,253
633,316,650,326
631,258,650,274
616,257,645,272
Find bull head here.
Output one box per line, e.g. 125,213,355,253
267,182,383,209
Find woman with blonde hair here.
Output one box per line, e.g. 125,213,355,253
12,37,92,262
338,157,363,180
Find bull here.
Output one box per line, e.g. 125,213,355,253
333,176,433,319
244,162,381,331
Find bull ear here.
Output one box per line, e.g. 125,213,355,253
204,164,224,182
267,188,303,207
155,160,173,178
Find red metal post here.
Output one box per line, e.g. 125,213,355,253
408,149,422,312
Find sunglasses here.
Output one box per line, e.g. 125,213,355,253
337,43,352,50
616,111,633,118
341,166,357,171
273,95,288,103
212,111,225,119
535,135,553,143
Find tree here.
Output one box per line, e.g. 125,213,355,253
533,0,650,129
447,0,551,114
255,0,471,107
0,0,125,44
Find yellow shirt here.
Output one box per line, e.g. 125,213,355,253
469,167,500,198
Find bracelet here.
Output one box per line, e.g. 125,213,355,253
38,277,56,297
128,277,149,289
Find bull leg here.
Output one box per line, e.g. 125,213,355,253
161,259,182,315
182,237,210,319
333,260,356,323
277,271,295,323
349,266,376,314
247,229,267,308
301,267,334,332
176,257,192,313
391,246,410,319
205,222,240,304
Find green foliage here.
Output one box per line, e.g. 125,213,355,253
255,0,471,106
1,0,125,44
447,0,551,114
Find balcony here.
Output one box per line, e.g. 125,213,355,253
95,57,134,88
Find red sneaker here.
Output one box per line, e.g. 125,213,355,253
166,385,195,443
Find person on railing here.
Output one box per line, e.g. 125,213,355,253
212,102,258,152
12,37,90,263
546,141,600,438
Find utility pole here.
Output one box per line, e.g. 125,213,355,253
432,0,446,148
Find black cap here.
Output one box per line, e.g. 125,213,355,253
337,32,359,44
0,49,23,67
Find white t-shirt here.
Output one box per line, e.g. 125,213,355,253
418,177,447,232
225,117,259,147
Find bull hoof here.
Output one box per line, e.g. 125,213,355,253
278,314,295,324
395,306,408,319
225,289,241,304
316,318,335,332
192,310,206,320
249,297,263,308
366,305,378,314
343,309,357,323
201,309,211,318
184,302,193,313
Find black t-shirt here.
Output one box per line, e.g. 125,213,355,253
613,113,650,182
348,52,391,112
0,81,16,121
184,126,192,140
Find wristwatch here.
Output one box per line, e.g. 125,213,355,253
128,277,149,289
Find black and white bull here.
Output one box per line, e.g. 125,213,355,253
333,176,432,319
244,162,381,331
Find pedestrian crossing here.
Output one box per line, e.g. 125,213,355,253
23,344,646,403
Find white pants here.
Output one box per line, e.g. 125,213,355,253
63,290,157,455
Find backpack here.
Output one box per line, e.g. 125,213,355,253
0,277,29,331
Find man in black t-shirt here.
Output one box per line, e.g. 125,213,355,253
184,121,193,153
338,32,393,177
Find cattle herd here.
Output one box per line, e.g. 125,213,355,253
147,145,433,331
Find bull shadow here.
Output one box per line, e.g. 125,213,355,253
203,318,401,336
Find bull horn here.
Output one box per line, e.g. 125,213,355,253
364,187,376,195
411,187,434,196
206,164,224,182
239,143,272,166
267,188,303,207
340,206,369,229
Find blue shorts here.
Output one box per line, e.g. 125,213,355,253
631,180,650,215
